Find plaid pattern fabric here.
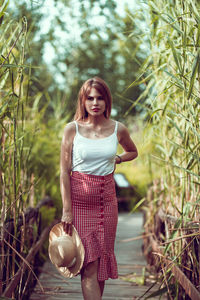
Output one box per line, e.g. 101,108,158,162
71,171,118,281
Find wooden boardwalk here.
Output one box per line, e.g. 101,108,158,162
30,212,164,300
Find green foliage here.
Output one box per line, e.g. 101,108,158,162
10,0,146,122
0,3,68,297
39,206,57,231
131,0,200,297
143,0,200,204
61,4,145,120
0,5,29,215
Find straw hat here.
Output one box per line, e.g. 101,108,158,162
48,223,85,278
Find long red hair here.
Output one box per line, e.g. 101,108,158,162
74,77,112,120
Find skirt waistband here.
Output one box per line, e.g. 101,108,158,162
71,171,114,182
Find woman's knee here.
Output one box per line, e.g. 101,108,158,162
81,260,98,279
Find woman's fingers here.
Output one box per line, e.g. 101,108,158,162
62,221,73,236
68,223,73,236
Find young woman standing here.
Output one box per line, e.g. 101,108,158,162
60,77,138,300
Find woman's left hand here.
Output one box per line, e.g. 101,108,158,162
61,211,73,236
115,155,122,164
62,221,73,236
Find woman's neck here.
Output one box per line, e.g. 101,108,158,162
84,115,108,126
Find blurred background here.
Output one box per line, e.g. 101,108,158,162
1,0,199,298
3,0,152,212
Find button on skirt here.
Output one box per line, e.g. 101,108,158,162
70,171,118,281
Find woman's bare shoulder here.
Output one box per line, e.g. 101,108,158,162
63,121,76,139
116,121,128,133
116,121,131,143
109,118,119,127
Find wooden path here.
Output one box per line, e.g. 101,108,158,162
30,212,165,300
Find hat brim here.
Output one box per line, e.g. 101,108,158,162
49,223,85,278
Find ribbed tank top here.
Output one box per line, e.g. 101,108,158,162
71,121,119,176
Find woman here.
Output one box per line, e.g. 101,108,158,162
60,77,138,300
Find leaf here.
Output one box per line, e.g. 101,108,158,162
149,1,183,34
0,63,40,69
151,155,200,179
131,197,146,212
145,284,175,299
188,50,200,99
150,108,163,120
164,70,184,88
166,116,184,138
164,219,182,254
189,0,200,24
168,37,182,74
187,157,195,170
189,123,200,140
125,63,167,90
0,1,9,20
194,97,200,105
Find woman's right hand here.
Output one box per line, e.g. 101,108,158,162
61,211,73,236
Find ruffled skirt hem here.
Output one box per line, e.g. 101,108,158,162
81,230,118,281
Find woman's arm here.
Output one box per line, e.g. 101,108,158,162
115,122,138,164
60,122,75,235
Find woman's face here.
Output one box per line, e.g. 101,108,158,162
84,87,106,117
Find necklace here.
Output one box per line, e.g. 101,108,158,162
92,126,102,138
93,128,102,137
94,132,99,137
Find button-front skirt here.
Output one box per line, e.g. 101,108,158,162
70,171,118,281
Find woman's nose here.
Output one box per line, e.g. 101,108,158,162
93,98,98,104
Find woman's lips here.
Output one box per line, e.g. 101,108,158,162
92,108,100,112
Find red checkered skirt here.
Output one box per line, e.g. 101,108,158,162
70,171,118,281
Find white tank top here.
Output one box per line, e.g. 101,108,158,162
71,121,119,176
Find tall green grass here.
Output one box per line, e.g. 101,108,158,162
144,0,200,219
0,4,30,295
0,3,69,297
131,0,200,297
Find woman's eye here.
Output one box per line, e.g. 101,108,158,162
86,96,104,100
